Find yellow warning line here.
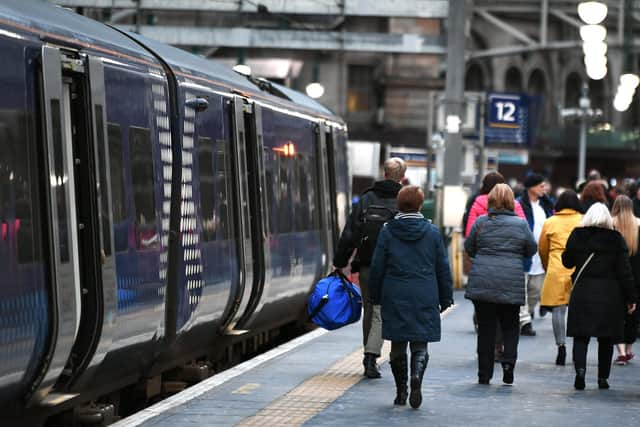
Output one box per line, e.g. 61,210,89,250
235,342,391,427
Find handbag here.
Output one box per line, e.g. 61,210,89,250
307,270,362,330
570,252,595,293
463,219,487,275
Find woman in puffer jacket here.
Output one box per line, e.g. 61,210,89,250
465,184,537,386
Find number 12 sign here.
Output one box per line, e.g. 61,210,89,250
488,94,521,129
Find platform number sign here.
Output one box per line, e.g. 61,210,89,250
488,94,521,129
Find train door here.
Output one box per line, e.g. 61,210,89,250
219,97,256,333
29,46,112,405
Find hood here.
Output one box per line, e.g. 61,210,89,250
572,226,626,253
387,215,430,241
368,179,402,197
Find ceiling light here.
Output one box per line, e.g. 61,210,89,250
578,2,608,25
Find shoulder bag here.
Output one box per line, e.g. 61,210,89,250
570,252,595,293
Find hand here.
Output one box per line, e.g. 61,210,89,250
628,303,636,315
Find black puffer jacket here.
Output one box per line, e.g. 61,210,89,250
563,227,637,339
464,209,537,305
333,180,401,268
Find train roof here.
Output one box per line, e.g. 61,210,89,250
0,0,342,124
0,0,156,62
126,32,342,122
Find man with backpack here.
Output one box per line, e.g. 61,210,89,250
333,157,407,378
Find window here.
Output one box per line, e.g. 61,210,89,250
129,126,156,227
215,139,231,239
198,137,215,241
108,124,126,223
347,65,375,113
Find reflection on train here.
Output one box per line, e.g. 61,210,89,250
0,1,349,424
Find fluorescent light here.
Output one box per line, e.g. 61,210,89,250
620,73,640,90
578,2,608,25
580,24,606,43
582,41,607,57
305,82,325,99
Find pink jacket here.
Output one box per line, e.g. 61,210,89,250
464,194,526,237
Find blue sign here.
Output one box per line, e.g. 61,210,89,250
485,92,541,145
488,94,522,129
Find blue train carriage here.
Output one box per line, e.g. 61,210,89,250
0,0,349,421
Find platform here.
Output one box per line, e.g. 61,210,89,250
114,291,640,427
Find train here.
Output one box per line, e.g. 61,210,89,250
0,0,350,424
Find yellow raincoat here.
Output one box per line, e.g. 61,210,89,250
539,209,583,306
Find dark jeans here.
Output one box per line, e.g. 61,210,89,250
473,301,520,380
390,341,428,360
573,336,613,379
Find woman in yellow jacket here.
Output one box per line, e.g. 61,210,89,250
539,190,583,365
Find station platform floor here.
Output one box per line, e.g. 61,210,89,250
113,291,640,427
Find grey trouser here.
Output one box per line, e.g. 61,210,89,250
519,273,544,327
552,305,567,346
359,267,384,356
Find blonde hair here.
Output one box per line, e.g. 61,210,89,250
383,157,407,182
581,202,613,229
612,195,639,256
487,183,515,211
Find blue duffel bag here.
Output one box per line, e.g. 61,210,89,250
307,270,362,330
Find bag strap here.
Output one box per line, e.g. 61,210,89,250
571,252,595,293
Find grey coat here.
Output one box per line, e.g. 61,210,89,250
464,209,537,305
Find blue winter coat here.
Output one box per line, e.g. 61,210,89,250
368,213,454,342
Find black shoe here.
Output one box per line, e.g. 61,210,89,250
598,378,609,389
556,345,566,366
390,355,408,405
478,377,490,385
520,323,536,336
502,363,514,385
363,353,381,379
409,352,428,409
574,368,586,390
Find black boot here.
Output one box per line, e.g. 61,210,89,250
390,355,408,405
409,352,428,409
556,345,566,366
502,362,514,385
598,378,609,389
574,368,586,390
363,353,381,379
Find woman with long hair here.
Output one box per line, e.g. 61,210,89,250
562,203,637,390
538,190,583,365
465,184,537,385
611,195,640,365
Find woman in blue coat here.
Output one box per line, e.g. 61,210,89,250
369,185,454,409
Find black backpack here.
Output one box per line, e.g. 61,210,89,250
357,194,398,266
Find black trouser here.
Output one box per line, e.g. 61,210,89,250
473,301,520,380
573,336,614,379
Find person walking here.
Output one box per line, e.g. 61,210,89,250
369,185,453,409
538,190,583,366
611,195,640,365
562,203,637,390
333,157,407,379
518,173,554,335
465,184,537,385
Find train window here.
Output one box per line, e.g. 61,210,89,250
107,124,126,224
129,126,157,227
51,99,70,263
197,137,216,242
215,139,230,240
94,106,111,256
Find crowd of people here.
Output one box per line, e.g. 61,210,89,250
333,159,640,409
